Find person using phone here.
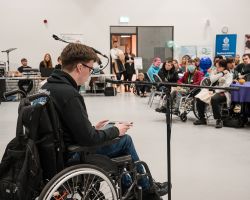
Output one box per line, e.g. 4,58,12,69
41,43,168,199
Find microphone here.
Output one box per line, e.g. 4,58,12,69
52,34,108,58
52,34,60,40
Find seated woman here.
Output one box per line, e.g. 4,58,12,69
39,53,53,70
155,61,179,113
194,59,233,128
170,65,204,113
158,61,179,83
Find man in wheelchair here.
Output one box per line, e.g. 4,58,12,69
194,59,233,128
41,43,169,199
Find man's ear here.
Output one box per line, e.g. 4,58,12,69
75,63,82,73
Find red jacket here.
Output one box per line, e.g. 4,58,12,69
178,70,203,85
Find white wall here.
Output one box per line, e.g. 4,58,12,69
0,0,249,70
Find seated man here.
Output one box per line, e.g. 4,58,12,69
41,43,168,199
194,59,233,128
17,58,33,94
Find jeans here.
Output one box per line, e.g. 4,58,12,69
196,93,227,119
96,135,150,190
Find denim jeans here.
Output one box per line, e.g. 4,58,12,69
96,135,150,190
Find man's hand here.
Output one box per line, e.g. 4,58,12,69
223,70,229,74
115,122,133,136
95,120,109,130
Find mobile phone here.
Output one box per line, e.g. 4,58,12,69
100,121,116,130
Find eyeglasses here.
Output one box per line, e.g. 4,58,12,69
81,63,94,74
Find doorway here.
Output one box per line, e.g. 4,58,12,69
110,26,174,73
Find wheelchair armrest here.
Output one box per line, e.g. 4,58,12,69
111,155,132,166
67,137,121,153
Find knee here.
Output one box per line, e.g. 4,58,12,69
120,134,133,146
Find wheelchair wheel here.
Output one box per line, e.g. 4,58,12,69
39,164,118,200
180,113,187,122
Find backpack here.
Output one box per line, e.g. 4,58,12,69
0,94,65,200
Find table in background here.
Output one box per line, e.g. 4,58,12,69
231,82,250,103
0,76,47,98
231,82,250,117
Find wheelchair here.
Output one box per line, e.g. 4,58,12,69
3,90,161,200
171,77,213,122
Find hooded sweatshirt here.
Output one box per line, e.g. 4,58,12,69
41,70,119,147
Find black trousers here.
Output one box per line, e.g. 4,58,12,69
124,73,133,87
135,85,146,95
196,93,227,120
18,80,33,94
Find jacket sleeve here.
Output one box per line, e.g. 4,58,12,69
178,72,187,84
158,70,165,81
210,70,223,83
193,71,203,85
62,96,119,146
173,71,179,83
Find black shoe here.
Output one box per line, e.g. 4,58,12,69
193,118,207,125
143,190,162,200
215,119,223,128
155,107,166,113
153,181,170,196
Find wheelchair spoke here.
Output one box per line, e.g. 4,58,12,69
40,165,118,200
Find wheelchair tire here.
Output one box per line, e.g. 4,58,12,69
192,98,200,120
39,164,118,200
180,113,187,122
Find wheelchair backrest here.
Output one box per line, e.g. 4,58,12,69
19,93,65,181
152,73,162,83
200,77,212,86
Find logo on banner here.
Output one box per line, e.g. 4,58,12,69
222,37,230,51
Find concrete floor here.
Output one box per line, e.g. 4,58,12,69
0,93,250,200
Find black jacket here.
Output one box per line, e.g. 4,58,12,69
42,70,119,147
158,67,179,83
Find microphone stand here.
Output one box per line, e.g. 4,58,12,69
1,48,17,71
106,79,239,200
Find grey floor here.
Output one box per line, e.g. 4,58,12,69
1,93,250,200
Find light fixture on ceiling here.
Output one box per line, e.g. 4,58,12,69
121,35,131,38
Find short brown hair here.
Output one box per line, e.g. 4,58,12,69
61,43,98,71
21,58,27,62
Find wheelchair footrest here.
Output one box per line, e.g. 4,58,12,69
111,155,132,166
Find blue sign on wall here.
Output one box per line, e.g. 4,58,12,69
215,34,237,57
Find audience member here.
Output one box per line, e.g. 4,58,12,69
147,57,161,82
226,57,238,80
236,53,250,75
39,53,53,70
172,59,183,74
194,57,200,70
124,47,135,92
194,59,233,128
158,61,178,83
135,72,147,97
17,58,33,94
155,61,178,113
178,64,203,85
235,54,241,66
179,55,190,72
110,41,125,81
